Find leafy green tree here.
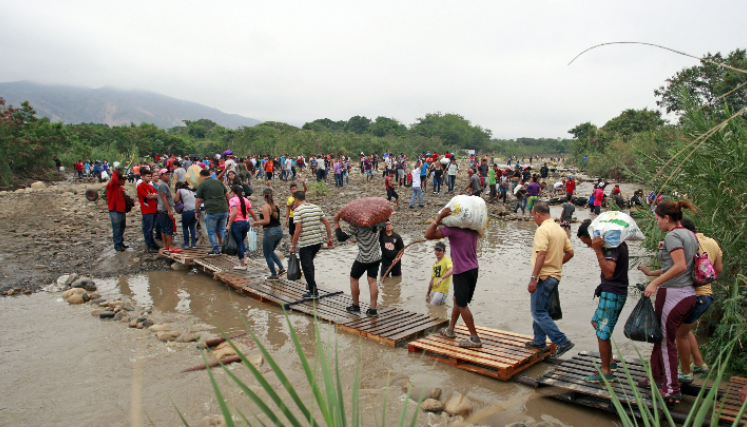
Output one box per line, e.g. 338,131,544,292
301,118,346,133
410,112,491,151
654,49,747,119
601,108,665,140
344,115,371,134
369,116,406,137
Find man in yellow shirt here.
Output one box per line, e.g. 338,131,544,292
426,242,453,305
526,201,575,358
285,178,308,237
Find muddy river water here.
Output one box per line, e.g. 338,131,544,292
1,182,654,427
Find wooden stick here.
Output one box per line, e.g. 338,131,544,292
380,239,426,282
181,356,242,372
203,332,251,348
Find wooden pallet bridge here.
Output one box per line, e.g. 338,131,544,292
407,325,555,381
537,351,655,410
160,248,447,347
718,376,747,426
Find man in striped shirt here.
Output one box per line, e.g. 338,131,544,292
289,191,333,299
333,213,386,316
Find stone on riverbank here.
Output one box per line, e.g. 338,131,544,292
420,398,445,413
30,181,46,190
99,311,116,319
171,262,189,271
429,388,442,400
444,392,473,417
47,274,79,292
91,309,105,317
71,277,96,291
156,331,181,342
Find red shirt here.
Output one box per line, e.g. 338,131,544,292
106,171,127,212
137,182,158,215
566,179,576,193
75,162,83,171
166,157,176,171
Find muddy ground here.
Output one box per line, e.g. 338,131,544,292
0,162,590,294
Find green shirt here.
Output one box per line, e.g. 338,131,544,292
195,177,228,214
488,169,497,185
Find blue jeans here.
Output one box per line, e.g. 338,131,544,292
344,169,349,184
447,175,456,192
181,210,197,246
410,187,423,207
530,277,569,345
205,212,229,252
141,213,157,249
515,198,527,213
262,226,284,276
109,211,126,249
335,173,343,187
433,175,442,193
230,220,251,261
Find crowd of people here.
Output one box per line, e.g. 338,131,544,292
101,150,729,405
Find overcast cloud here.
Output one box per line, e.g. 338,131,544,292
1,0,744,138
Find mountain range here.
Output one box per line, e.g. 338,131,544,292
0,81,262,129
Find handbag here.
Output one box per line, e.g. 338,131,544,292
692,234,717,286
624,286,663,343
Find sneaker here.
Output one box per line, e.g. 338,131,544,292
181,243,189,248
277,269,287,276
207,251,221,256
121,244,130,249
524,341,549,351
114,246,126,252
551,341,575,359
366,308,378,316
233,265,247,271
678,372,694,383
169,248,183,254
585,372,615,383
302,292,319,300
610,362,619,372
147,247,160,254
692,364,710,374
346,305,361,314
266,275,279,281
409,205,414,209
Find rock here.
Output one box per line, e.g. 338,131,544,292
132,257,140,263
129,319,138,328
248,354,263,368
5,289,15,296
90,298,106,305
136,323,144,329
142,319,154,328
23,289,32,295
62,287,86,300
123,306,135,311
212,341,238,359
171,262,189,271
34,264,47,270
149,323,175,332
429,388,442,400
66,293,87,304
46,273,78,292
30,181,46,190
402,380,414,393
81,292,91,302
120,315,131,323
71,277,97,291
89,292,101,300
444,392,473,417
99,311,116,319
113,312,126,321
420,398,445,413
180,332,201,342
156,331,181,342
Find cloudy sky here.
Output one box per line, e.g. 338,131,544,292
1,0,744,138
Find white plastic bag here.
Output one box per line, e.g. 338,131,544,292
439,195,488,236
439,156,450,165
248,227,258,252
100,171,109,180
588,211,644,248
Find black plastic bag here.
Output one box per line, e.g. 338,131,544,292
287,253,301,281
222,231,238,256
549,289,562,320
624,296,663,343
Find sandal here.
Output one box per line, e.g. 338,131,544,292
438,328,457,339
458,338,483,348
659,390,682,406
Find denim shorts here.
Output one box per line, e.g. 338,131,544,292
591,292,627,340
684,294,714,324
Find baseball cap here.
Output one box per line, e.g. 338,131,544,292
434,242,446,251
159,168,169,174
568,175,573,179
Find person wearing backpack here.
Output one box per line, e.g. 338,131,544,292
676,218,723,383
636,200,698,406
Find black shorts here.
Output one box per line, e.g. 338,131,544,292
265,172,273,180
288,216,296,237
379,259,402,277
453,268,479,307
350,260,381,279
157,211,173,236
386,189,398,200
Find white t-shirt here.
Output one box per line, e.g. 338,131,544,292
447,163,458,176
411,170,421,187
285,158,293,170
224,159,237,173
553,181,563,190
316,158,326,171
514,184,524,195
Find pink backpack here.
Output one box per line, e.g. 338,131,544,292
692,234,718,286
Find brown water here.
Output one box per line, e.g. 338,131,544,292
0,184,652,427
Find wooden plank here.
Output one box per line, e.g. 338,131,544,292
385,318,450,342
424,335,534,363
409,341,512,369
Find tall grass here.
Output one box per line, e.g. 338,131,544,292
180,312,425,426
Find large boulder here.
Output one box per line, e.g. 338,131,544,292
62,287,87,300
46,274,79,292
420,398,445,413
444,392,473,417
30,181,46,190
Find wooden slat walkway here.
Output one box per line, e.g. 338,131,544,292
537,351,655,408
407,325,555,380
161,249,447,347
718,376,747,425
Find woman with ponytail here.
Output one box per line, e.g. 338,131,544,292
252,188,286,280
226,184,258,270
637,199,698,405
